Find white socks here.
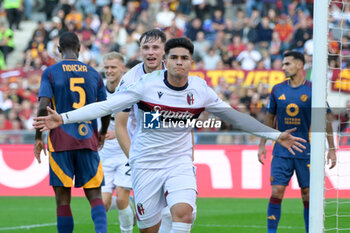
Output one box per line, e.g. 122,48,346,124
170,222,191,233
118,205,134,233
158,207,172,233
109,196,117,211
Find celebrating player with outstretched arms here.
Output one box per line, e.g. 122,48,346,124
34,37,306,233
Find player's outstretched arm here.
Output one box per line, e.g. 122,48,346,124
277,128,306,155
33,106,63,131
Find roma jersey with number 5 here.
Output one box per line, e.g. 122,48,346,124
38,59,106,152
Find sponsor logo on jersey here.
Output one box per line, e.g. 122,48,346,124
157,91,164,99
144,111,161,129
153,105,194,119
143,110,221,129
278,94,286,100
119,80,125,87
187,92,194,105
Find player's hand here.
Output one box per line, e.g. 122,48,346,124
33,106,63,131
277,128,307,155
98,133,106,150
34,139,47,164
327,148,337,169
105,130,116,140
258,144,267,165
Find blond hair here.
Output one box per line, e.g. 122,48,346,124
103,51,125,64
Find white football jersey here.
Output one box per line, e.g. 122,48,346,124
116,62,166,137
63,70,281,169
98,88,126,162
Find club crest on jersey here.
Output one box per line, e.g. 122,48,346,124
137,203,145,215
158,91,164,99
300,94,308,102
187,92,194,105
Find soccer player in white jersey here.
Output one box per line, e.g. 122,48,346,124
115,29,173,233
34,37,307,233
99,52,135,233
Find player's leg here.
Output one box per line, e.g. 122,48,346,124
132,168,167,233
84,187,107,233
165,163,197,233
295,159,311,233
49,151,75,233
268,157,294,233
158,207,172,233
115,162,135,233
75,149,107,233
100,164,116,211
116,187,134,233
53,186,73,233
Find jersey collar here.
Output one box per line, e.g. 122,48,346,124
163,71,188,91
142,61,166,74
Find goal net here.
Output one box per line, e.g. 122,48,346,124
311,0,350,232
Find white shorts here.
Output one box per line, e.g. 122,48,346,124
101,157,132,193
132,163,197,229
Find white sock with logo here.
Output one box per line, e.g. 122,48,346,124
170,222,191,233
158,207,172,233
118,205,134,233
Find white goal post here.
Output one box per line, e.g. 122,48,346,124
309,0,329,232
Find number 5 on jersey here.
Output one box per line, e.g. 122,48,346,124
70,78,86,109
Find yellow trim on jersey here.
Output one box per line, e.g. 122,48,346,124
51,96,56,110
83,161,104,188
49,152,73,187
48,136,54,152
48,96,56,152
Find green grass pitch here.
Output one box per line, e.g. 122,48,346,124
0,197,347,232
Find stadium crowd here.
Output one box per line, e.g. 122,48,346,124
0,0,349,144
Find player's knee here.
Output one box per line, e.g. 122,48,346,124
116,196,129,209
103,201,111,211
301,188,309,200
171,205,193,223
271,186,285,199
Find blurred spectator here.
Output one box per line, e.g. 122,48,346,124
76,0,96,17
4,0,23,30
203,47,221,70
193,31,210,62
100,5,113,25
257,17,273,49
45,0,59,20
274,14,293,50
291,17,312,52
156,2,175,29
236,42,262,70
111,0,126,24
24,0,34,20
211,9,225,32
65,6,83,30
185,18,203,41
0,22,14,63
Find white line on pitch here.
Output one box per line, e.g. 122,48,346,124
0,223,56,231
194,223,305,229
